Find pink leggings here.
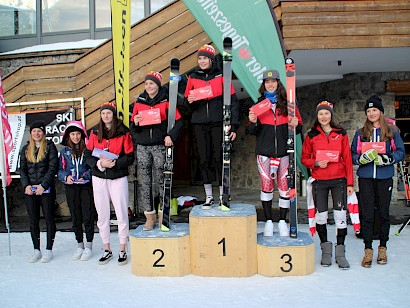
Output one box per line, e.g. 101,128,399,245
92,176,129,245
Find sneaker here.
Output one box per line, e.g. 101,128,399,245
72,247,84,261
40,250,53,263
263,220,274,237
80,248,93,261
28,249,42,263
118,251,128,266
278,220,290,237
202,196,214,210
99,250,113,265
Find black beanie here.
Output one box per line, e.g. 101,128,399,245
30,120,46,134
365,95,384,114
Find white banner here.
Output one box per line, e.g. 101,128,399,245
8,113,26,172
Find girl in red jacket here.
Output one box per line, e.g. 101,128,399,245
301,101,354,269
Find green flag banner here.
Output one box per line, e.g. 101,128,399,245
183,0,286,102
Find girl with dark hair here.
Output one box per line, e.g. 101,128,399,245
302,101,354,269
85,102,134,265
58,121,94,261
248,70,302,237
351,95,405,268
20,120,58,263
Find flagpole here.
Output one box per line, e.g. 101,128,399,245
0,112,11,255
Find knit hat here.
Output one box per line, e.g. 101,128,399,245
316,101,334,116
197,45,215,61
365,95,384,114
30,120,46,134
62,121,88,146
145,71,162,87
100,102,116,113
262,70,280,80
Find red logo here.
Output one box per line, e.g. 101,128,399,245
238,46,251,59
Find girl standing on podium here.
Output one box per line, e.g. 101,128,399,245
301,101,353,269
248,70,302,237
85,102,134,266
58,121,94,261
130,71,183,231
351,95,405,268
20,121,58,263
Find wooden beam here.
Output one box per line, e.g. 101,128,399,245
25,79,76,95
387,80,410,93
281,1,410,13
23,63,75,79
2,68,23,95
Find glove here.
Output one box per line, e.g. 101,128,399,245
359,149,378,165
374,154,393,166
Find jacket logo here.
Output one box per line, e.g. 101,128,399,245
331,135,340,140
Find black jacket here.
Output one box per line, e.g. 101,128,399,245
184,65,239,131
20,140,58,190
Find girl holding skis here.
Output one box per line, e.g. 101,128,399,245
301,101,354,269
58,121,94,261
248,70,302,237
20,121,58,263
85,102,134,266
351,95,405,268
184,45,239,209
130,71,182,231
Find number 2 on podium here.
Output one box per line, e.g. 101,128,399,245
218,238,226,256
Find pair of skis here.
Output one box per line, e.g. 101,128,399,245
396,161,410,236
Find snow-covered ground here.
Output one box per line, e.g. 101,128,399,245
0,223,409,308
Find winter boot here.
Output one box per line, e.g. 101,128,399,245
278,220,290,237
361,248,373,268
202,196,214,210
335,244,350,269
377,246,387,265
158,210,163,228
143,210,156,231
28,249,42,263
263,220,274,237
320,242,332,267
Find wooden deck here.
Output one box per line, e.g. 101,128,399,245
3,0,409,129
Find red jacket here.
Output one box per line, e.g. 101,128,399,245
301,125,354,186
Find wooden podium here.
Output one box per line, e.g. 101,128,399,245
189,204,257,277
129,223,190,277
257,232,314,277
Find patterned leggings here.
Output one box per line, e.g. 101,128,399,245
257,155,290,208
137,144,166,212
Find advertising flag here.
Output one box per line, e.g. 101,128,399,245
0,70,13,186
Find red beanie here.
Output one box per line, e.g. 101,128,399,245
145,71,162,87
197,45,215,61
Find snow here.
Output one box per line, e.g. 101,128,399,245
0,39,107,56
0,223,409,308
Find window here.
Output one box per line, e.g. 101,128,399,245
151,0,172,13
95,0,144,29
0,0,36,37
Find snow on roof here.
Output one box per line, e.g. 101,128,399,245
0,39,108,56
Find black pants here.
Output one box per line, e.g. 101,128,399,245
313,178,347,213
359,177,392,248
65,183,95,243
194,123,223,185
25,193,56,250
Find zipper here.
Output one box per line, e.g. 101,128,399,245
373,127,377,179
206,74,209,120
273,109,277,156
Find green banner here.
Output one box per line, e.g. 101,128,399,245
182,0,286,101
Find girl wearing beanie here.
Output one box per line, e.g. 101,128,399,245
248,70,302,237
351,95,405,268
85,102,134,265
20,120,58,263
184,44,240,209
301,101,354,269
130,71,183,231
58,121,94,261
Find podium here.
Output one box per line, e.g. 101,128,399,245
129,223,190,277
257,232,314,276
189,204,257,277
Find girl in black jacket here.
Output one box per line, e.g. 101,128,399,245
20,121,58,263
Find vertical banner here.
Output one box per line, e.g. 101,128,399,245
111,0,131,127
182,0,286,102
0,71,13,186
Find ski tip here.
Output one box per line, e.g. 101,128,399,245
221,205,230,212
223,37,232,45
160,225,170,232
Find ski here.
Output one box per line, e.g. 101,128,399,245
161,58,180,231
285,57,298,238
399,161,410,207
221,37,233,212
396,215,410,236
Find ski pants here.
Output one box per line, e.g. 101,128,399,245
257,155,290,208
92,176,129,245
65,183,95,243
194,123,223,186
312,178,347,229
136,144,165,212
25,193,56,250
359,177,392,248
